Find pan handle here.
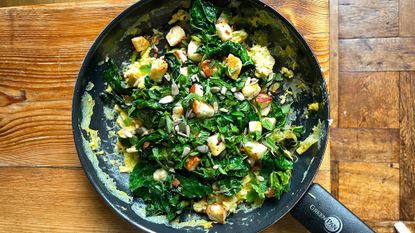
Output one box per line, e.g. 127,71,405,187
290,183,374,233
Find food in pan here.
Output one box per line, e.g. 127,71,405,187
101,0,321,224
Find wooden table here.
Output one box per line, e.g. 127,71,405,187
0,1,330,232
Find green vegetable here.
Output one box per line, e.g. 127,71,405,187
216,178,242,196
101,0,322,224
103,60,130,95
190,0,217,33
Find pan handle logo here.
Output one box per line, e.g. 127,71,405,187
324,216,343,233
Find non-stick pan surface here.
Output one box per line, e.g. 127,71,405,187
72,0,330,232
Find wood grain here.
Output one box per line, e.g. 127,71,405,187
0,166,316,233
0,0,95,7
0,100,78,166
366,221,415,233
337,162,400,221
264,0,329,35
329,0,339,128
399,0,415,37
0,1,133,102
331,128,400,163
0,167,136,232
338,0,399,39
339,37,415,71
0,1,331,232
399,72,415,221
338,72,399,128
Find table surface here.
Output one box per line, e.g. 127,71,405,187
2,0,412,232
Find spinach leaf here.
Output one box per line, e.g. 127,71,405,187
250,172,268,199
270,170,291,198
176,175,213,198
165,52,181,80
190,0,217,33
202,41,254,67
103,60,130,95
217,178,242,196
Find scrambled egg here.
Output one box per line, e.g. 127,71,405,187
249,45,275,79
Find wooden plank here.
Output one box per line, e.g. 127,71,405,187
0,1,133,102
337,162,400,221
366,221,415,233
339,37,415,71
329,0,339,128
0,0,93,7
314,140,331,190
338,72,399,128
399,0,415,37
0,166,315,233
399,72,415,221
265,214,307,233
303,33,330,80
331,128,400,163
0,167,136,232
0,100,78,166
264,0,329,35
338,0,399,39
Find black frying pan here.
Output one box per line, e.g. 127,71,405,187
72,0,374,232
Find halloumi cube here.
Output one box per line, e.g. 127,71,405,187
131,36,150,52
185,156,201,171
166,25,186,47
192,100,214,118
173,49,188,65
260,104,272,116
242,83,261,100
215,22,232,42
190,83,204,96
262,117,276,130
172,104,184,121
201,60,217,77
207,134,226,156
187,40,203,62
243,141,268,160
224,54,242,80
206,204,227,223
150,59,168,82
249,121,262,135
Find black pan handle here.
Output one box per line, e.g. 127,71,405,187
291,183,374,233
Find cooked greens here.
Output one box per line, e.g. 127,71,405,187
102,0,321,225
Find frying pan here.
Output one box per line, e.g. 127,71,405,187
72,0,374,232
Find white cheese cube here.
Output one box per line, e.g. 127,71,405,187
262,117,276,130
172,104,184,121
206,203,227,223
173,49,188,65
150,59,168,82
224,54,242,80
187,40,203,62
215,22,232,42
243,141,268,160
260,104,272,116
131,36,150,52
249,121,262,134
207,134,226,156
192,100,214,118
166,25,186,47
190,83,204,96
242,83,261,100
